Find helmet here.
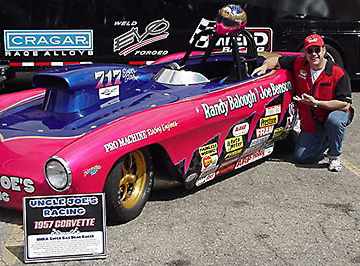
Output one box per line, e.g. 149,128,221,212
215,4,247,36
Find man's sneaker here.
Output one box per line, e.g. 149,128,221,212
328,157,342,172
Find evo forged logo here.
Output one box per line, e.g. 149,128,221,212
113,18,170,56
4,30,93,51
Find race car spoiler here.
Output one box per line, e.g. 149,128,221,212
32,64,153,113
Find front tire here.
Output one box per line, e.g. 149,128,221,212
104,148,153,223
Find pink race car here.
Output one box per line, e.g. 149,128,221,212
0,24,298,223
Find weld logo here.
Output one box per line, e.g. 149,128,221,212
113,19,170,56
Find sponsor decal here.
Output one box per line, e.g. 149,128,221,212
103,121,178,152
273,127,285,138
161,121,178,132
103,130,148,152
0,175,35,202
299,69,307,80
202,155,218,170
117,131,147,147
4,30,93,51
233,122,249,136
200,81,292,120
113,19,170,56
95,68,137,89
308,37,319,43
196,173,216,186
199,143,218,157
147,121,178,136
250,135,270,147
225,136,243,152
288,102,296,116
121,68,138,82
260,115,278,128
99,85,119,99
83,165,102,177
216,163,235,176
241,146,259,157
147,125,162,136
225,149,243,159
5,51,93,57
235,145,274,169
191,19,273,52
285,116,294,131
134,50,168,56
4,30,93,57
280,131,290,140
216,157,238,175
114,21,138,26
265,105,281,116
185,173,198,183
256,125,274,138
219,157,238,168
100,98,120,109
196,165,218,186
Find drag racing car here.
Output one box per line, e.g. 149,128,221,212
0,5,299,223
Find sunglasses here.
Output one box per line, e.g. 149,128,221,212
306,47,322,54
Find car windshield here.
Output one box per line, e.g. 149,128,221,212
154,68,209,85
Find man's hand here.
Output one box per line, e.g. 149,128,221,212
293,93,319,107
251,65,267,76
251,56,281,77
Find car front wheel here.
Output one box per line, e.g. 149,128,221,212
104,148,153,223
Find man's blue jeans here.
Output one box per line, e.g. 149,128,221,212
294,110,351,163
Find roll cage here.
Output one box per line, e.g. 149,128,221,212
178,28,261,83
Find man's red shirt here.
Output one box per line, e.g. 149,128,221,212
279,56,352,133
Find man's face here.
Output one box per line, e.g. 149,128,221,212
305,45,326,69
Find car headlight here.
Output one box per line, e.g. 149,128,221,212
45,156,72,191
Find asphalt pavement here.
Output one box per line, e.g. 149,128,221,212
1,78,360,266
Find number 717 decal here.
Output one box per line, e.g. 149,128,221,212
95,69,122,89
95,68,138,89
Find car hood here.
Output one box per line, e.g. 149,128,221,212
0,90,179,139
0,133,77,180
